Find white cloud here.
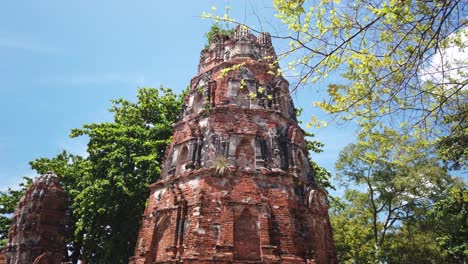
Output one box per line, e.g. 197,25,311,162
45,72,154,86
0,36,64,55
420,28,468,95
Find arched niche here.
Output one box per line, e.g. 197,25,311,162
233,208,261,261
227,79,239,98
296,150,304,168
227,79,257,108
269,212,281,249
192,91,204,114
239,67,254,80
225,67,259,109
236,137,255,169
188,77,210,115
288,126,304,146
258,85,273,109
32,253,54,264
274,81,293,118
254,136,269,168
176,146,189,175
153,214,172,261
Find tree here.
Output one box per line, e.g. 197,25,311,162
29,87,183,263
429,185,468,262
305,132,334,191
330,190,460,264
331,188,465,264
71,87,182,263
329,192,375,263
376,180,467,264
437,108,468,170
298,105,334,190
377,216,452,264
334,128,454,262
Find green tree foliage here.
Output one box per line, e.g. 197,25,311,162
429,186,468,261
70,87,181,263
379,182,467,264
437,108,468,170
297,107,334,191
383,226,449,264
334,128,455,262
304,132,334,191
28,87,183,263
0,177,32,249
202,3,467,262
329,192,375,263
331,190,459,263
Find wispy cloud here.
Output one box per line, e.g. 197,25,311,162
57,136,89,158
0,36,64,55
45,72,157,86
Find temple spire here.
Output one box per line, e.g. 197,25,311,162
129,28,337,264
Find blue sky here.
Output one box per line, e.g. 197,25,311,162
0,0,356,192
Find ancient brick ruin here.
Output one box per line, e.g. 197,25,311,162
5,172,68,264
129,26,337,264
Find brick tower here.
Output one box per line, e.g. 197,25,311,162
129,26,337,264
6,172,68,264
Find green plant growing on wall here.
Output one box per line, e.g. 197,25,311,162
203,98,211,112
197,86,204,95
211,155,231,175
204,23,234,49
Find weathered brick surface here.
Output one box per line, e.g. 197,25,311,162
0,249,6,264
130,26,337,264
5,172,67,264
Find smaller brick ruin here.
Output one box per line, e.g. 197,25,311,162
5,172,68,264
0,249,6,264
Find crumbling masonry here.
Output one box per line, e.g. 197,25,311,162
5,172,68,264
129,26,337,264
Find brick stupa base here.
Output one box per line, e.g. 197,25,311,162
130,169,335,263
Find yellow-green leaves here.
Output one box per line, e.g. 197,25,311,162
218,62,246,80
258,86,264,94
270,0,466,150
308,115,328,128
240,78,246,90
